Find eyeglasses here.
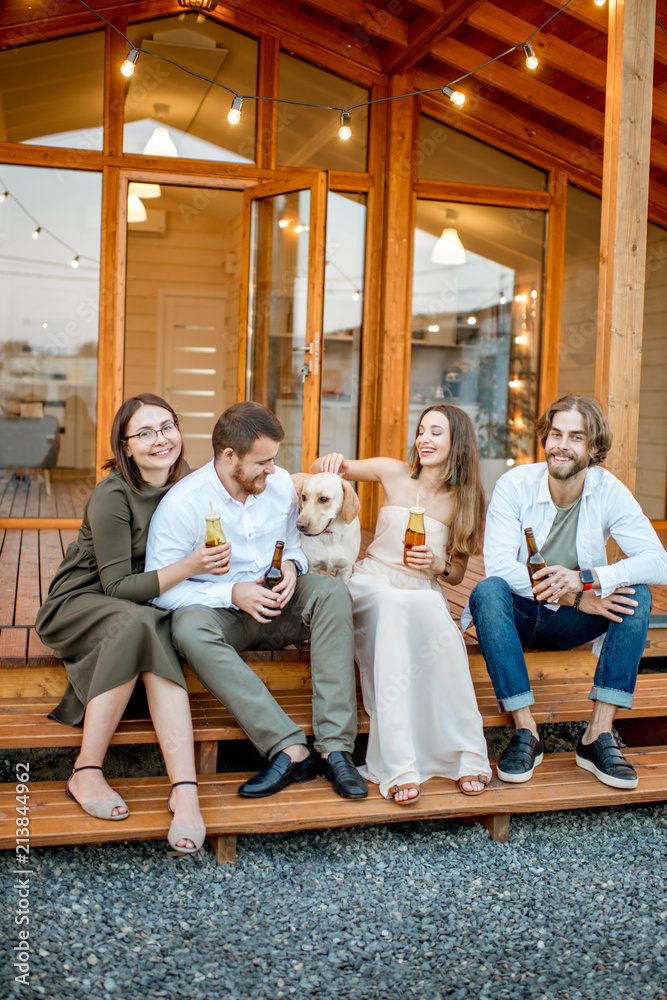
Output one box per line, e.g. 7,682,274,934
123,420,180,444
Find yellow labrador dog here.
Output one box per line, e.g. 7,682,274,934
292,472,361,584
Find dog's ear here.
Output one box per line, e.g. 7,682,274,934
341,479,361,524
291,472,311,509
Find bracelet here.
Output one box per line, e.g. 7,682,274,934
573,590,583,611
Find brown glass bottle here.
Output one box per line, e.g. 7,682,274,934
524,527,548,602
264,541,285,589
404,507,426,566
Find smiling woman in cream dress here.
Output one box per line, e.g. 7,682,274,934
313,405,491,804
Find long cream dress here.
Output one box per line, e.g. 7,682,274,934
348,506,491,798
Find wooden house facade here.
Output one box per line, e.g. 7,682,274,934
0,0,665,531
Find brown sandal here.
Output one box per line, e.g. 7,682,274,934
457,774,489,796
388,783,421,805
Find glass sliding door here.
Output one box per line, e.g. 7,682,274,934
411,200,545,496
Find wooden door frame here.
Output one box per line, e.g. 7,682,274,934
240,172,329,472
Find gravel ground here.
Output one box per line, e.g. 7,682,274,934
2,794,667,999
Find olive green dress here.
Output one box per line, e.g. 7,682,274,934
36,468,187,726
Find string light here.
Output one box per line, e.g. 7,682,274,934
227,96,243,125
120,48,139,77
442,86,465,107
522,43,539,70
338,112,352,140
499,294,507,304
278,218,291,229
353,291,361,302
0,191,7,203
593,0,606,6
70,256,80,268
32,227,41,240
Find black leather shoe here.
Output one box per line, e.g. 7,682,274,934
575,732,638,789
496,728,544,783
238,750,318,798
321,751,368,799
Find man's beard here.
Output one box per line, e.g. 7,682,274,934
546,450,590,481
231,465,267,495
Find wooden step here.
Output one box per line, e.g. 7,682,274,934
3,747,667,858
3,674,667,750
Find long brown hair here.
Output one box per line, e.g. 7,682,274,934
102,393,184,492
408,404,485,557
536,393,612,466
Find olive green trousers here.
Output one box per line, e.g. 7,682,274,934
170,573,357,759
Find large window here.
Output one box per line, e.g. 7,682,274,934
0,32,105,150
418,116,547,191
123,15,257,164
277,54,369,172
0,165,101,517
411,200,544,496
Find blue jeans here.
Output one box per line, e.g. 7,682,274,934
468,577,651,712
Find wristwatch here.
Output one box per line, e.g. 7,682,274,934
579,568,595,591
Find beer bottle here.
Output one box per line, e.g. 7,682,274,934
264,541,285,589
404,507,426,567
524,528,548,602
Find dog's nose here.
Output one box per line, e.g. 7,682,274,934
296,517,309,531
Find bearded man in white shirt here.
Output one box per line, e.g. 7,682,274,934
468,394,667,790
145,402,367,800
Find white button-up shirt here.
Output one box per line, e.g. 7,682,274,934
461,462,667,635
145,460,307,610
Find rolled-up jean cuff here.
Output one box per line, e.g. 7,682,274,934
498,691,535,713
589,685,634,709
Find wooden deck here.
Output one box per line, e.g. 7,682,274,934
0,472,95,520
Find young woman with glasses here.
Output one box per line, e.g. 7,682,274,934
36,393,230,853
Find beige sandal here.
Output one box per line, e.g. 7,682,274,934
65,765,129,821
388,783,421,805
167,781,206,855
457,774,489,796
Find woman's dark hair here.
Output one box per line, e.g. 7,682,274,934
212,401,284,458
535,393,612,466
102,393,184,492
407,404,486,557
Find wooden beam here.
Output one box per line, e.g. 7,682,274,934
468,3,667,128
103,21,125,162
376,75,416,464
538,0,667,66
539,169,568,412
293,0,409,49
594,0,656,494
256,33,279,171
382,0,483,76
415,181,554,209
428,37,667,172
96,166,125,478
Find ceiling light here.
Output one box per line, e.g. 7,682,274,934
120,49,139,77
227,96,243,126
128,182,162,199
431,209,466,265
466,315,477,326
427,324,439,333
338,112,352,140
177,0,220,8
143,126,178,158
127,195,147,223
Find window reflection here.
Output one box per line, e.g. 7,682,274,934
0,32,105,150
0,166,101,517
321,193,365,459
411,201,544,496
123,15,257,164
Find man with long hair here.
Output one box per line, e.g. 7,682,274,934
468,394,667,789
145,401,367,800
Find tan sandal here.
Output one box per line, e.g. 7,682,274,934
457,774,489,796
387,783,421,805
65,765,129,821
167,781,206,855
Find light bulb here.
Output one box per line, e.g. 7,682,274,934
0,191,7,203
466,316,477,326
508,379,521,388
70,256,80,269
506,458,515,467
338,111,352,140
514,335,527,345
593,0,606,6
522,43,538,70
227,96,243,125
278,218,291,229
499,294,507,304
32,227,41,240
427,324,439,333
295,224,305,233
353,291,361,302
442,86,465,106
530,288,537,300
121,49,139,77
515,293,525,303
